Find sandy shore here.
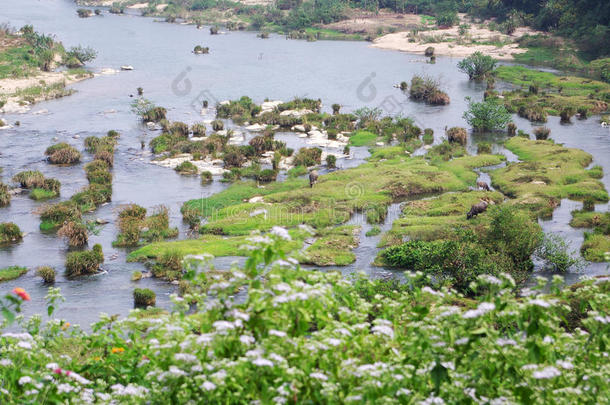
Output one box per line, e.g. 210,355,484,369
0,71,93,114
371,23,538,60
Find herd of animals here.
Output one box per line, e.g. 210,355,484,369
307,169,491,220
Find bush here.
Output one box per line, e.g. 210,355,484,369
326,154,336,168
175,161,198,175
134,288,156,307
0,222,22,244
332,103,341,114
533,126,551,140
45,143,81,164
211,120,224,131
457,52,497,80
507,122,517,136
293,147,322,167
152,251,182,280
518,106,547,123
39,200,81,230
57,221,88,247
560,107,575,123
13,171,45,189
256,169,277,183
36,266,55,283
424,46,434,56
64,244,104,277
422,128,434,145
191,123,206,136
535,234,582,272
446,127,467,145
66,46,97,64
409,75,450,105
463,98,511,132
76,8,92,18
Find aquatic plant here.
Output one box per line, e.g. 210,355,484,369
201,171,213,184
133,288,156,307
64,244,103,277
292,147,322,167
175,161,198,175
39,200,82,231
45,143,81,165
422,128,434,145
76,8,92,18
477,142,492,154
326,154,336,168
446,127,467,145
211,120,224,131
0,222,22,244
13,171,45,189
0,182,10,207
36,266,55,283
507,122,517,136
57,221,89,247
191,122,206,136
533,126,551,140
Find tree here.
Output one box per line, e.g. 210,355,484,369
457,52,497,80
66,46,97,64
463,97,511,132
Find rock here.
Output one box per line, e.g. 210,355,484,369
32,109,48,115
376,142,385,146
96,218,109,225
298,133,308,138
146,122,158,130
121,65,134,71
260,100,283,113
141,227,150,232
73,135,80,139
246,123,266,132
248,196,264,203
279,109,312,118
8,188,26,196
292,125,306,132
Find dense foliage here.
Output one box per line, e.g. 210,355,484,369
0,236,608,403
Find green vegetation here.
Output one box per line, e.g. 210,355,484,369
457,52,497,81
570,211,610,262
0,266,27,283
175,161,198,175
408,75,450,105
0,182,10,206
57,221,89,247
496,66,610,119
2,237,608,403
490,138,608,218
131,98,167,122
114,205,178,248
64,244,104,278
12,171,60,200
348,130,377,147
133,288,156,307
0,222,22,244
36,266,56,283
463,97,511,132
45,143,81,165
297,226,359,266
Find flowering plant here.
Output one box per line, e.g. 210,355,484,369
0,232,608,403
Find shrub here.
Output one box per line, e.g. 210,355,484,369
293,147,322,167
331,103,341,114
175,161,198,175
535,234,582,272
193,45,210,54
343,145,350,155
45,143,81,164
424,46,434,56
13,171,45,189
326,154,336,168
152,251,182,280
65,244,104,277
0,222,22,244
446,127,467,145
422,128,434,145
257,169,277,183
457,52,497,80
507,122,517,136
39,200,81,230
76,8,92,18
211,120,224,131
518,106,547,123
533,126,551,140
577,106,589,119
560,107,575,123
134,288,156,307
36,266,55,283
399,81,408,91
210,26,219,35
409,75,450,105
222,147,245,168
463,98,511,132
57,221,88,247
191,123,206,136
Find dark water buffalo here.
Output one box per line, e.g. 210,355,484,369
467,201,488,219
309,170,319,188
477,181,491,191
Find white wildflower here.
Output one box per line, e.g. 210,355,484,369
521,364,538,370
594,315,610,324
174,353,198,363
309,372,328,381
496,338,517,346
397,388,411,396
17,341,33,349
240,335,255,345
269,329,287,337
18,376,33,385
556,360,574,369
345,395,363,402
455,337,469,345
252,357,274,367
202,381,216,391
213,320,236,332
529,299,551,308
479,274,502,285
270,226,291,240
56,383,75,394
0,359,13,366
532,366,561,379
462,302,495,319
168,366,186,376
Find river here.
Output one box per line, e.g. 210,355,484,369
0,0,608,326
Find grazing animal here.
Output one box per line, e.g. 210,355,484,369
309,170,319,188
477,181,490,191
466,201,488,219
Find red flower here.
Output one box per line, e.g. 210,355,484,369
12,288,30,301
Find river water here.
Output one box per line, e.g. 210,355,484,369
0,0,608,326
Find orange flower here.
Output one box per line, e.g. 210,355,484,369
61,322,70,330
12,288,30,301
111,347,125,354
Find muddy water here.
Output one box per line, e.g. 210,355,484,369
0,0,608,326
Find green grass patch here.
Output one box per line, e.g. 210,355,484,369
348,130,378,147
581,233,610,262
0,266,28,282
30,188,59,200
297,225,359,266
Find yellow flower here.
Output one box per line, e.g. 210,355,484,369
61,322,70,330
93,356,101,361
111,347,125,354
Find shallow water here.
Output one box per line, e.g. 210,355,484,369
0,0,608,326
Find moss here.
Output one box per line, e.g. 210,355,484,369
348,130,377,147
0,222,23,244
0,266,28,283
